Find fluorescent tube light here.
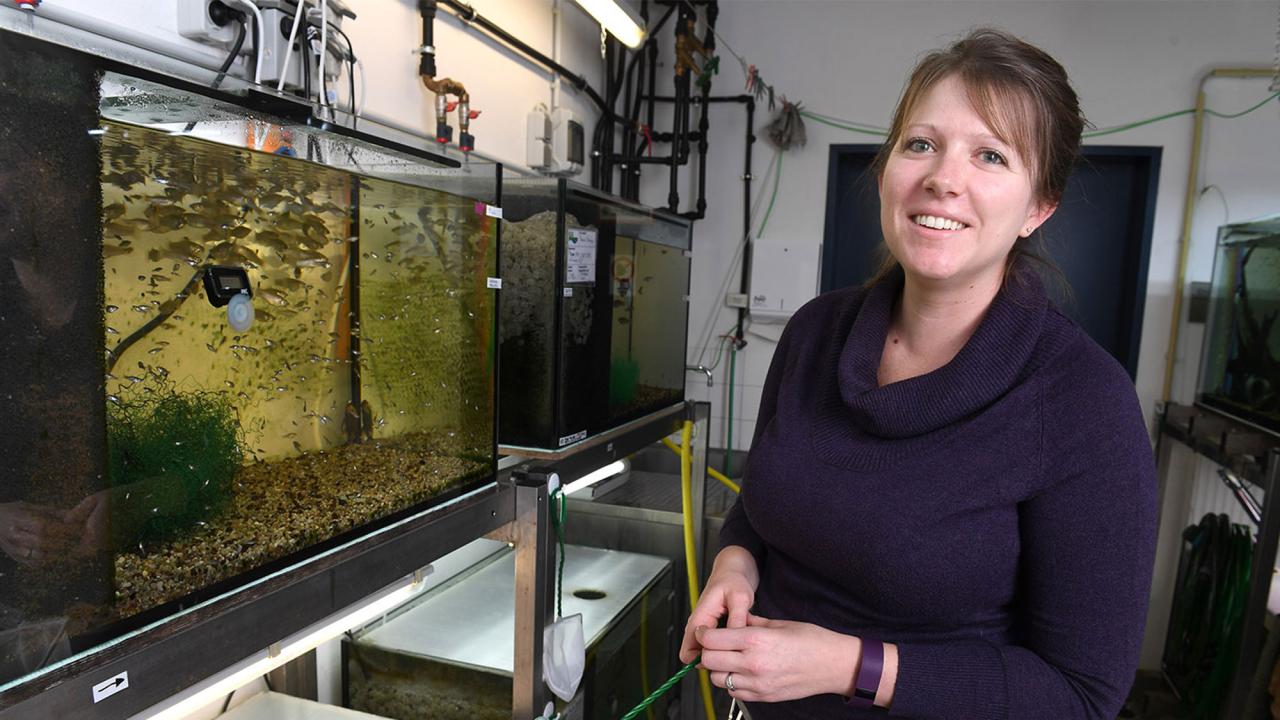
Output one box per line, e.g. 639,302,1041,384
135,570,430,720
572,0,646,49
564,459,629,496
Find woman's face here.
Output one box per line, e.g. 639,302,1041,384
878,74,1055,289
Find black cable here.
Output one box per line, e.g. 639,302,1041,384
210,17,248,91
220,688,237,714
184,17,246,133
349,57,357,130
106,265,206,374
300,28,312,102
323,21,358,129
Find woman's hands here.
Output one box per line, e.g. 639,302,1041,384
678,546,900,707
694,615,862,703
679,545,760,663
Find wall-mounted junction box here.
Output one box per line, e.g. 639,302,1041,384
526,107,584,176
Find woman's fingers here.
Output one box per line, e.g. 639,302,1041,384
698,649,750,673
725,589,752,628
695,625,755,651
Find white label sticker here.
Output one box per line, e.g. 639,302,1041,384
487,277,503,289
485,204,503,219
93,672,129,703
558,430,587,447
566,227,597,284
563,287,573,297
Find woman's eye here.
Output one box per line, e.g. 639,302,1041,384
904,138,932,153
979,149,1007,166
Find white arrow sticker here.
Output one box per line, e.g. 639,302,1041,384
93,672,129,703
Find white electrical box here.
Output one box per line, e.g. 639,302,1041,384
550,107,584,176
527,107,583,176
526,109,551,169
748,240,822,324
177,0,238,46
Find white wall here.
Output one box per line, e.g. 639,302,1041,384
682,0,1280,456
665,0,1280,674
343,0,607,170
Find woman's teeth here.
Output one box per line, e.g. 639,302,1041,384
913,215,966,231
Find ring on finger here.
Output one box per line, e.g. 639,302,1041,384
725,672,736,692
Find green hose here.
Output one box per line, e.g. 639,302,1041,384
619,659,701,720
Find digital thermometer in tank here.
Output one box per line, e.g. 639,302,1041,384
202,266,255,332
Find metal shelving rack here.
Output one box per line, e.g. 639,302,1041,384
499,400,709,719
1154,402,1280,719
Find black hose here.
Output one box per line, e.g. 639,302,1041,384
418,0,437,77
349,57,357,129
437,0,607,111
210,17,248,91
182,17,246,134
106,265,206,375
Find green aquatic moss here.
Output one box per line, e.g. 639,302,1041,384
106,388,244,544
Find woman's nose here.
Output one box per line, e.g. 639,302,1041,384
922,153,966,196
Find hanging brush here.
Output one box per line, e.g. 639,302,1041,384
766,99,807,151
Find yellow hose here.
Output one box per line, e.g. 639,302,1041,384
676,421,718,720
661,438,740,494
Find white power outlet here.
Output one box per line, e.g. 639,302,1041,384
177,0,237,46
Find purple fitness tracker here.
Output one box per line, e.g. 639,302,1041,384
847,638,884,709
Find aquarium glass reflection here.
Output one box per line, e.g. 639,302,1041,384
1198,215,1280,435
0,33,496,688
500,180,692,451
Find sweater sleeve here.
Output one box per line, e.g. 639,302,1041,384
718,315,797,562
888,356,1158,720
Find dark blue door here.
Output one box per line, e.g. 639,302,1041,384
820,144,1160,379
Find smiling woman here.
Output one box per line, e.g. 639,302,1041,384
679,28,1157,720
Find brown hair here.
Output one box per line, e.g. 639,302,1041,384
867,28,1088,287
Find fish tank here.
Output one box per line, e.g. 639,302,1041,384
1197,214,1280,435
499,179,691,452
344,543,675,720
0,27,499,694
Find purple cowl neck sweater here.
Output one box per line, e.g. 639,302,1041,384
721,268,1157,719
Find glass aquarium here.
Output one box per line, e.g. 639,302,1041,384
0,29,498,690
1197,214,1280,435
345,543,674,720
499,179,692,452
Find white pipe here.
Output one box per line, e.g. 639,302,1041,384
277,0,307,92
223,0,265,85
550,0,561,111
319,0,329,117
356,57,366,118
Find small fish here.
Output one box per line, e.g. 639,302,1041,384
104,170,146,189
259,192,289,209
283,248,329,269
270,277,307,293
104,243,134,258
103,203,127,222
255,230,288,254
258,289,288,307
